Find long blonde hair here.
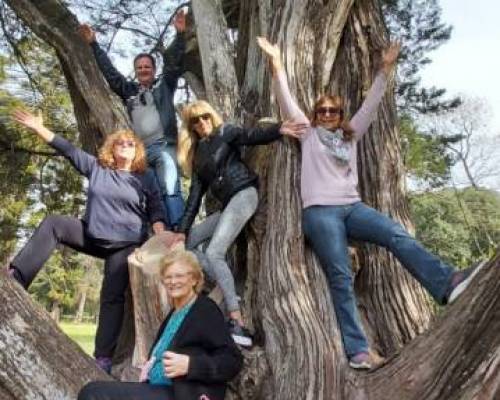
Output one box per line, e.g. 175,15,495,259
98,130,147,173
160,249,205,294
178,100,224,177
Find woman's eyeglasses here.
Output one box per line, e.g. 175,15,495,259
316,107,343,116
189,113,211,125
162,272,192,282
115,139,136,148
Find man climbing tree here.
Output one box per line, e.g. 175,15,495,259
0,0,499,399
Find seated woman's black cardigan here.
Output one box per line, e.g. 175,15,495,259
148,295,243,400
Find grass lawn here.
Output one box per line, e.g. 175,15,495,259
59,321,96,356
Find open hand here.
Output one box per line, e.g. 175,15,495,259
163,351,190,378
279,119,309,139
12,109,44,133
257,37,280,60
381,42,401,73
173,9,186,33
257,36,283,72
78,24,96,44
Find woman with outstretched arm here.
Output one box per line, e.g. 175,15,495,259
167,100,306,348
258,36,486,370
8,110,167,373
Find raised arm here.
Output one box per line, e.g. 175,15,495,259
79,24,137,100
349,42,401,140
12,109,96,177
257,37,310,126
161,9,186,92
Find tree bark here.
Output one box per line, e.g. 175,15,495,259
0,274,110,400
75,289,87,324
2,0,499,399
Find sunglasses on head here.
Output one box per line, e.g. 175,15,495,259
115,139,136,148
189,113,211,125
316,106,343,116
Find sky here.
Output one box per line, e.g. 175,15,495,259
420,0,500,134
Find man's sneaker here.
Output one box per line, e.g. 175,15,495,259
228,319,253,348
446,260,488,304
349,352,372,370
95,356,112,374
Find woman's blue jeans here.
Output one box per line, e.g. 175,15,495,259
146,140,185,228
302,202,455,357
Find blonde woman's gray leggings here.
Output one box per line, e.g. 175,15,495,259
186,186,258,312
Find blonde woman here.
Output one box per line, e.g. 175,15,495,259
78,249,242,400
9,110,167,373
169,100,305,347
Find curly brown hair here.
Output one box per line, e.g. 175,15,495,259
311,95,354,140
97,130,147,173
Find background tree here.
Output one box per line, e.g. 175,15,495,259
0,1,499,400
422,96,500,190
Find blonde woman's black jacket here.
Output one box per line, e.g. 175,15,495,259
176,123,282,234
148,295,243,400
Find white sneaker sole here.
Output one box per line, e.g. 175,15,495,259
448,260,488,304
232,334,253,347
349,360,372,370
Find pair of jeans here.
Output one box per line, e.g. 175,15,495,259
186,186,259,312
9,215,138,358
302,202,455,357
146,139,184,228
78,381,173,400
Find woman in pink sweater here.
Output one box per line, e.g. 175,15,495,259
258,37,484,370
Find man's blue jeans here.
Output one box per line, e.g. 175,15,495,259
146,139,185,228
302,202,455,357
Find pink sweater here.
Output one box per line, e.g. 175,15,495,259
273,70,388,207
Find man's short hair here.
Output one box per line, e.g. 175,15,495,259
133,53,156,69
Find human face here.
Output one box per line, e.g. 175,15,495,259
315,99,343,131
190,113,214,137
161,261,197,305
134,56,156,87
112,137,137,164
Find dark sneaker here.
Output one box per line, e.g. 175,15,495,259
95,356,112,374
228,319,253,348
349,352,372,370
446,260,488,304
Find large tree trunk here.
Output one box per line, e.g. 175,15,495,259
2,0,499,399
0,275,110,400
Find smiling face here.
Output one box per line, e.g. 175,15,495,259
112,136,137,165
161,261,198,303
314,96,344,131
190,113,214,138
134,55,156,87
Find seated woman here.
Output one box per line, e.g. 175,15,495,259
168,100,305,347
78,249,243,400
257,37,485,369
9,110,167,373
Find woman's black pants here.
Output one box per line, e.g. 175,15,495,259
10,215,138,358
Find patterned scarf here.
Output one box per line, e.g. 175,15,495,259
316,126,351,165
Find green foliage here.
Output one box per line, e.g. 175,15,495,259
0,34,88,312
410,187,500,269
399,114,455,188
383,0,460,114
